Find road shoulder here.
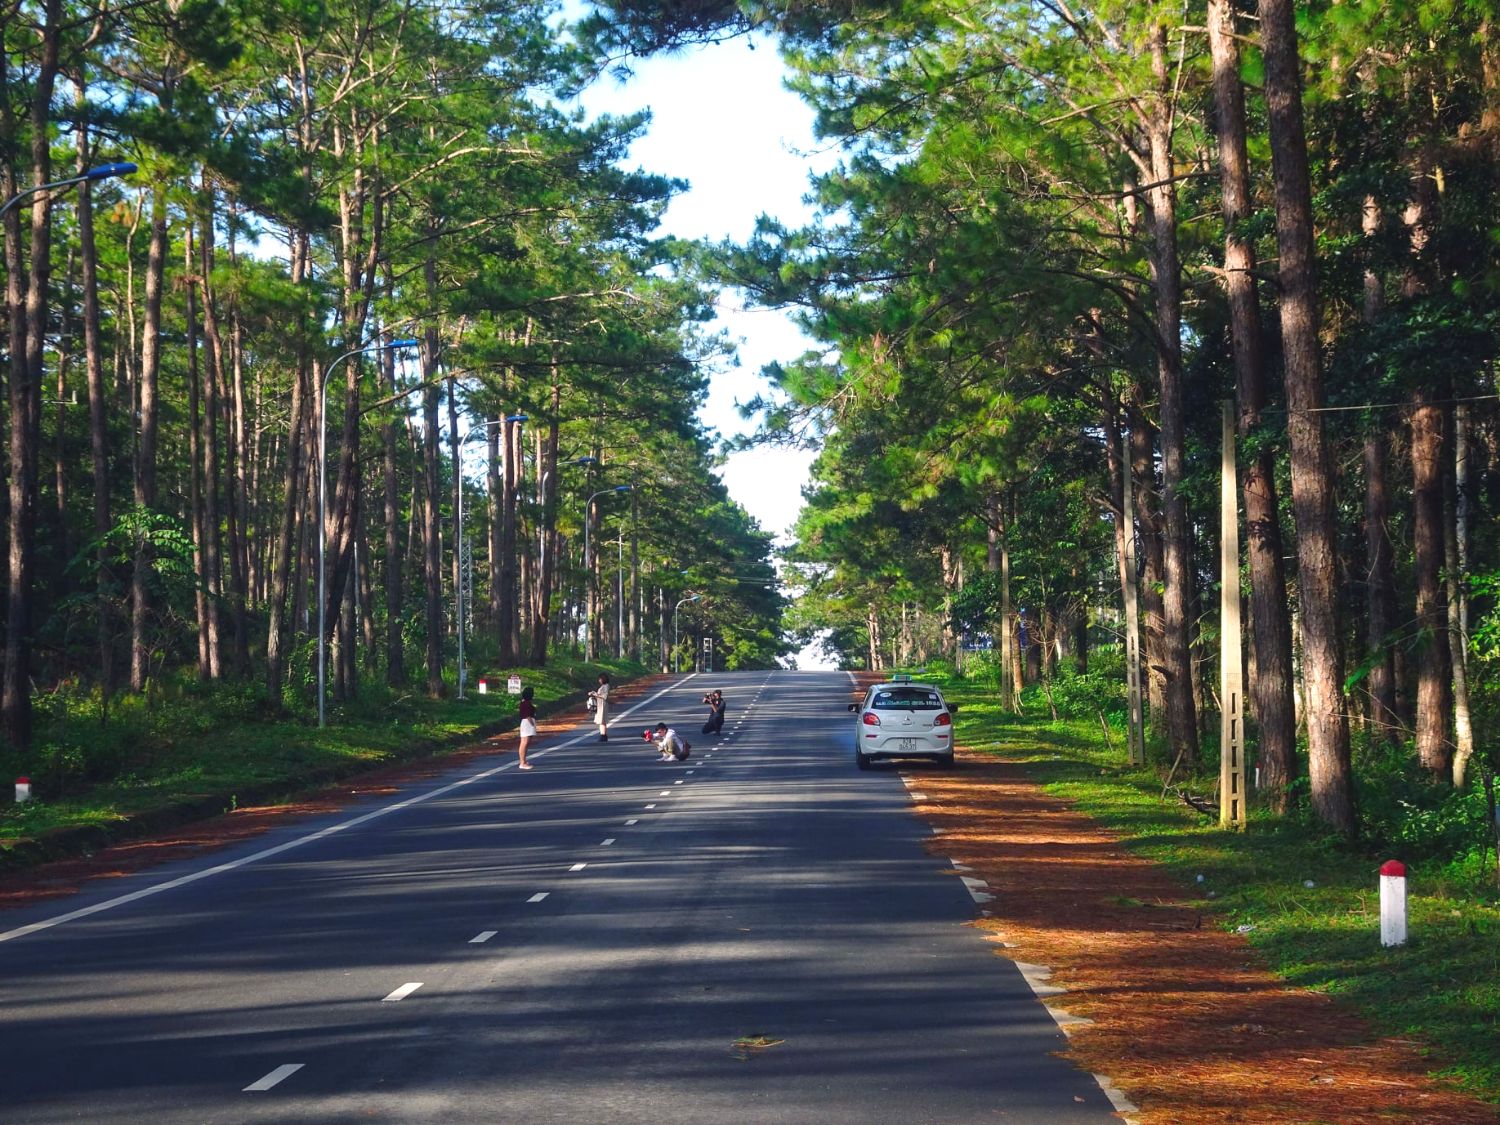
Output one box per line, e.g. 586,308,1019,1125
906,749,1500,1124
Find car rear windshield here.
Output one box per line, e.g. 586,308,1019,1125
871,688,944,710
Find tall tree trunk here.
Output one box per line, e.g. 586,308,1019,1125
628,489,640,662
1363,429,1401,743
381,342,405,686
421,322,445,697
530,377,560,667
129,184,168,694
487,413,503,640
499,410,519,662
187,223,210,678
198,177,240,674
1145,22,1198,766
1447,411,1474,786
447,371,461,654
1128,390,1167,718
1260,0,1355,832
76,97,114,695
1209,0,1296,805
1411,389,1451,775
266,230,312,705
3,0,62,746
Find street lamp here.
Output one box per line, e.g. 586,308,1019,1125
456,414,527,699
0,162,137,218
317,337,419,728
583,483,631,662
673,594,702,674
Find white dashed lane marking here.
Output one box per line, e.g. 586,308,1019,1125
569,863,587,873
625,818,639,825
244,1064,303,1092
601,838,615,846
674,780,684,785
469,931,497,943
382,982,423,1002
644,804,655,809
527,892,549,903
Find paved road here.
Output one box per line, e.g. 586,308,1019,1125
0,670,1117,1123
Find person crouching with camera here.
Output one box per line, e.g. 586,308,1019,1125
701,689,726,736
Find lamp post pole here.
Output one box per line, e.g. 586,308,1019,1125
455,414,527,699
318,338,418,728
673,594,700,674
583,484,631,662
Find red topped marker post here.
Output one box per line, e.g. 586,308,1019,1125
1379,860,1407,947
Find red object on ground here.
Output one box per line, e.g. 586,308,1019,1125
1379,859,1406,878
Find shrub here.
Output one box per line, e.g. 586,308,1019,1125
1044,668,1127,722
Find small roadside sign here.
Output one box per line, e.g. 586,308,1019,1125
507,674,523,695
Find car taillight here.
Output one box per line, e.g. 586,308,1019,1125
862,711,880,726
935,711,951,726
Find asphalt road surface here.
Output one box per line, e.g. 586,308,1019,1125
0,670,1119,1123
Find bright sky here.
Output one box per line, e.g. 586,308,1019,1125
572,31,833,545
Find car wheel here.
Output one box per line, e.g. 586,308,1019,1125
855,747,871,770
937,751,955,768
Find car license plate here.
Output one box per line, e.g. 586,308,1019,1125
898,738,918,753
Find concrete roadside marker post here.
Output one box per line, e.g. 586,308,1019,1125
15,776,30,803
1380,860,1407,947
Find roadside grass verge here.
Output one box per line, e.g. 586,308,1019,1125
0,657,646,862
927,672,1500,1105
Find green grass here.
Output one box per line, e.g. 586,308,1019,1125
922,669,1500,1104
1,656,646,857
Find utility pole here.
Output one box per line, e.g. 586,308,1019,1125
1122,430,1146,767
1220,401,1247,827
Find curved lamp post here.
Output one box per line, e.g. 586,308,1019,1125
673,594,701,674
456,414,528,699
318,338,419,728
0,162,136,218
583,484,631,662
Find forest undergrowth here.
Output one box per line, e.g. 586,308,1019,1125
0,650,643,856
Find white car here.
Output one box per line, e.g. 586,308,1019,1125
848,676,958,769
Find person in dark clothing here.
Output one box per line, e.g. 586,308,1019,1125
701,689,726,736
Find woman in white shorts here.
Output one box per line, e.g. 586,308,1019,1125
517,686,537,769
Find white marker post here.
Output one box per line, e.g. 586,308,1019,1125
14,776,30,803
1380,859,1407,947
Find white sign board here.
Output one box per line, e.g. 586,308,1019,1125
507,675,523,695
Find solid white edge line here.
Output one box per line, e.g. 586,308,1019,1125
243,1063,304,1092
527,892,549,903
1091,1073,1140,1119
382,982,423,1002
0,673,701,945
469,930,497,943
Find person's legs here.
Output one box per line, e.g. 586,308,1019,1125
518,733,532,768
597,704,609,741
